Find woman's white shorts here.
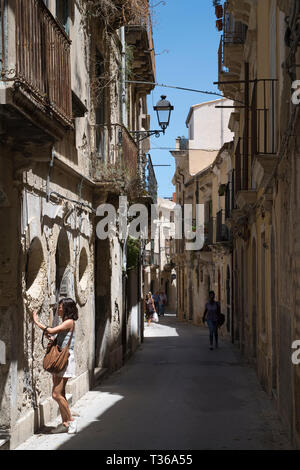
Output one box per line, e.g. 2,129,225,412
53,350,76,379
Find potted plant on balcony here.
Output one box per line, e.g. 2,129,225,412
216,19,223,31
215,5,223,19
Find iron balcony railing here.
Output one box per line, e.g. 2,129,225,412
218,2,247,76
223,1,248,44
127,0,155,78
91,124,139,182
0,0,73,126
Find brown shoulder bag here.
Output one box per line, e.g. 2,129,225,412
42,322,74,374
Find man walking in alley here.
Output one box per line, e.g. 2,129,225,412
158,291,167,316
202,291,220,350
153,292,160,316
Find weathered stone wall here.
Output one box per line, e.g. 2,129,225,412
0,146,21,435
5,160,95,448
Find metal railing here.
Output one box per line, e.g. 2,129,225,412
127,0,155,78
223,1,248,44
1,0,72,126
121,125,139,179
218,2,247,76
253,79,278,156
91,124,138,181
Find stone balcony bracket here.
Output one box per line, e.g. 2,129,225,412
199,182,212,199
226,0,252,25
223,44,244,74
235,189,257,211
252,154,278,190
218,75,241,100
228,112,240,132
210,243,232,258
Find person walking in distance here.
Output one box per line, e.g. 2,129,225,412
146,292,157,326
153,291,160,316
159,291,167,317
32,298,78,434
202,291,220,350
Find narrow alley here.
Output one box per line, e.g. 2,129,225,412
16,315,291,451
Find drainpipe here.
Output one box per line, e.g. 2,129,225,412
120,26,127,128
46,148,55,202
231,248,234,344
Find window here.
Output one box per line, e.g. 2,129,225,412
56,0,69,34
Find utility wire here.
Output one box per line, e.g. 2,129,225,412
126,80,225,98
126,80,246,106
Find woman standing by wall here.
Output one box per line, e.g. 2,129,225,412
32,298,78,434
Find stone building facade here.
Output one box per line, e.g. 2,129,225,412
215,0,300,448
0,0,156,449
143,197,177,313
170,99,233,325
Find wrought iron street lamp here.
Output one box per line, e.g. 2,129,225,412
154,95,174,134
129,95,174,142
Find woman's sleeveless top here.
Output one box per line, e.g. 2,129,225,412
205,301,219,322
147,299,154,312
56,328,75,351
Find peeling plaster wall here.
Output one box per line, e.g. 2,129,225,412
0,1,146,448
14,164,95,437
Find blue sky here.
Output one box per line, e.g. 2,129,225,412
147,0,222,198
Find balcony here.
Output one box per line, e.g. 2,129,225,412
125,0,155,92
226,0,252,27
0,0,73,153
91,124,139,195
217,3,247,99
218,37,240,99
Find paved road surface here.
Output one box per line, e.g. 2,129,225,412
16,315,292,450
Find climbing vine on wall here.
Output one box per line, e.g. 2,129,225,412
126,236,140,271
84,0,148,31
